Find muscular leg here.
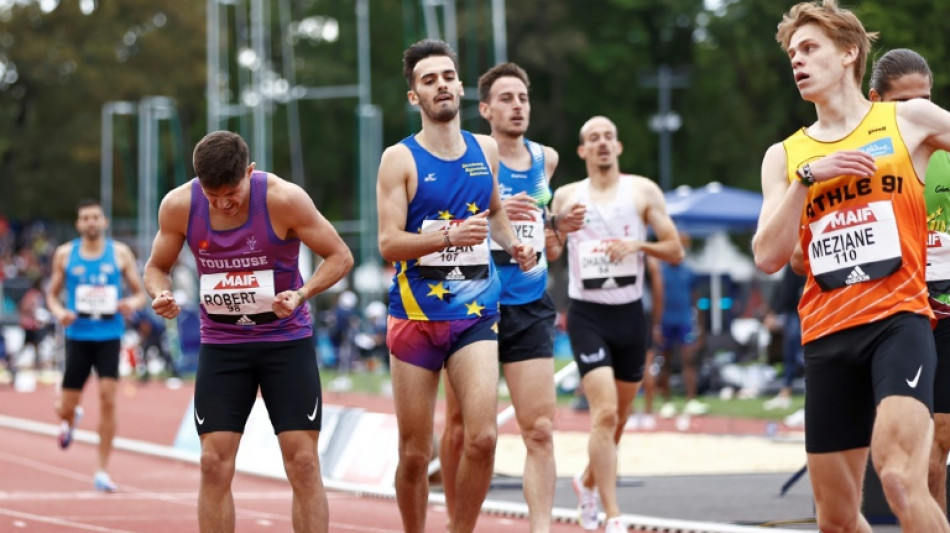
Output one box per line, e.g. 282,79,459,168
444,341,499,533
440,373,464,529
872,396,949,532
197,431,242,533
578,367,620,518
390,355,441,533
808,447,872,533
97,378,117,472
930,413,950,512
277,430,328,533
56,388,83,425
504,358,556,533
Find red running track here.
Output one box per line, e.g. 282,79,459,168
0,380,598,532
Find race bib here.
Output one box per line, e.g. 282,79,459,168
490,218,544,265
807,201,902,291
418,219,490,280
199,269,278,325
578,239,638,289
75,284,118,317
927,230,950,283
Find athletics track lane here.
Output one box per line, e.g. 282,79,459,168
0,382,599,532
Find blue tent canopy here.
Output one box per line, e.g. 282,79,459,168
663,182,763,234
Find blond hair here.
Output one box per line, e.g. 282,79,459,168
775,0,878,86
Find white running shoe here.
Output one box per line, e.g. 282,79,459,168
93,471,116,492
605,516,627,533
572,473,599,530
683,399,709,416
763,395,792,410
658,402,677,419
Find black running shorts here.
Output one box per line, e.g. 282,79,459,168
63,338,121,389
566,298,646,383
499,292,556,364
193,337,322,435
804,312,935,453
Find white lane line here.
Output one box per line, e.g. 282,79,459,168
0,508,138,533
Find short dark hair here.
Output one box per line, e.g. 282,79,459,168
477,62,530,103
402,39,459,88
869,48,933,96
76,199,102,213
192,131,249,189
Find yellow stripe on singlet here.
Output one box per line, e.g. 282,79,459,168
396,261,428,320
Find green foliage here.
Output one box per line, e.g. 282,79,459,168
4,0,950,230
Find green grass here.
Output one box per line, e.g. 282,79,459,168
320,363,804,421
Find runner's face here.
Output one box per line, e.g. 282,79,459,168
872,72,932,103
482,76,530,137
409,56,462,123
201,168,252,217
76,206,106,240
787,23,855,101
578,118,621,171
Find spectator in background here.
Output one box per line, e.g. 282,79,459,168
329,290,359,371
763,264,806,411
130,308,181,384
18,277,50,370
633,256,663,430
654,232,707,419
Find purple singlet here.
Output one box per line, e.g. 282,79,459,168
186,172,312,344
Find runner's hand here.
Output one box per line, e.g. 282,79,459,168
512,242,537,272
554,202,587,233
273,290,301,318
117,298,136,318
503,192,541,221
55,309,77,328
808,150,876,183
605,239,639,262
448,210,490,247
152,290,180,320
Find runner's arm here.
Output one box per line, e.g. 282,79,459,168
377,144,459,262
752,143,808,274
275,180,354,300
640,180,684,265
115,242,147,316
45,244,74,326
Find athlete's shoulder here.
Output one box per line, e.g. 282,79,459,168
379,143,415,180
472,133,498,154
159,182,193,213
52,240,75,261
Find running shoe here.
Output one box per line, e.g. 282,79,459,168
658,402,677,419
93,471,116,492
58,406,84,449
683,399,709,416
605,516,627,533
572,473,599,530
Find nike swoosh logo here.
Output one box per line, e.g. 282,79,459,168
906,365,923,389
195,409,205,425
307,398,320,421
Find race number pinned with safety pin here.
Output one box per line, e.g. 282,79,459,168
578,239,638,289
807,201,902,291
418,219,490,280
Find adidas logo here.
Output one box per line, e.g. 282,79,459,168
236,315,256,326
845,265,870,285
578,347,606,364
602,277,617,289
446,267,465,280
